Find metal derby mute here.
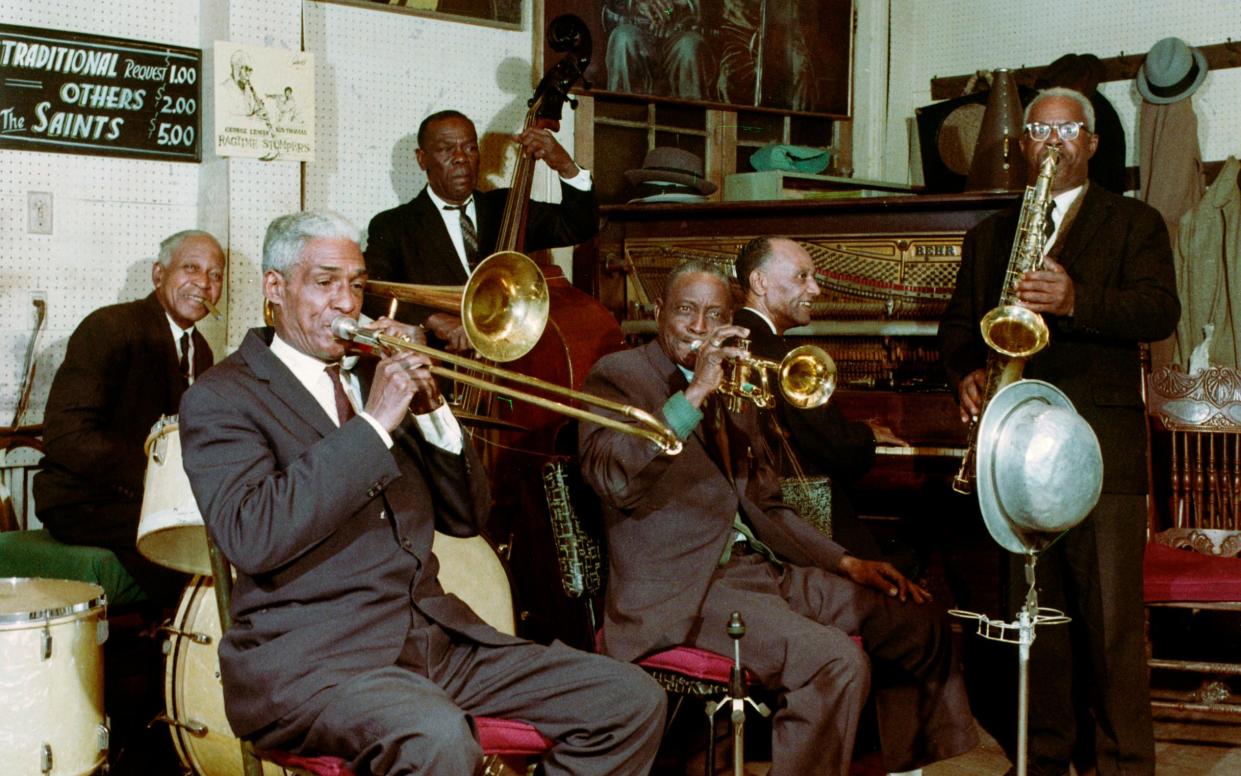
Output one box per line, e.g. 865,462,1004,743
330,317,683,455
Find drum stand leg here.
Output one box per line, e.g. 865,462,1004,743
703,612,770,776
207,540,264,776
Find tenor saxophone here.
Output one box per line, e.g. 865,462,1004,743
951,146,1060,495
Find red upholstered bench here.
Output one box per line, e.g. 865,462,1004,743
1144,542,1241,603
257,716,553,775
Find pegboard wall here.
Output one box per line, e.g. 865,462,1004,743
0,0,207,426
302,0,575,247
881,0,1241,183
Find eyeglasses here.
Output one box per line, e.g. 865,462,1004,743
1024,121,1087,142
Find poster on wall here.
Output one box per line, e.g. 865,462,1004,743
214,41,314,162
541,0,854,118
0,24,201,162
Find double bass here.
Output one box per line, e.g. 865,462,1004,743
449,17,625,645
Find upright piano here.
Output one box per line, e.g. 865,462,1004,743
577,190,1020,611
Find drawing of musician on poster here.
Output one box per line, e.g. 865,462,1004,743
214,41,314,161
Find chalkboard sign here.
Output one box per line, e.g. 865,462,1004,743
0,24,201,162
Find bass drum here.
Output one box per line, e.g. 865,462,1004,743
163,534,514,775
163,577,287,776
0,578,108,776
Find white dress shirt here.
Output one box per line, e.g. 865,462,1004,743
1045,184,1085,250
426,166,593,276
269,334,462,453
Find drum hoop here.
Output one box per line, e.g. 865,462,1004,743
0,577,107,623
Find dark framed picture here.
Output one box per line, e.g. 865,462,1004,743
317,0,522,30
542,0,853,118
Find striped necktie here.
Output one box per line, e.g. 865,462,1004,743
444,204,479,269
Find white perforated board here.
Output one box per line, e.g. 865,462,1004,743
882,0,1241,182
0,0,207,426
302,0,577,246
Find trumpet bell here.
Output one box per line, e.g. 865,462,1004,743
463,251,550,363
981,305,1049,359
780,345,836,409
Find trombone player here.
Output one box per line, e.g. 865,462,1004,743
178,210,665,775
578,258,977,776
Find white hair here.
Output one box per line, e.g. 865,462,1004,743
158,230,221,267
261,211,359,274
1024,87,1095,133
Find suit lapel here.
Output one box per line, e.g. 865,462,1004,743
1054,186,1108,273
241,329,339,438
410,189,468,285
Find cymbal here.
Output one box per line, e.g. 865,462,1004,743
450,407,528,433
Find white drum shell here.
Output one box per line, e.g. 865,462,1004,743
0,578,108,776
138,418,211,576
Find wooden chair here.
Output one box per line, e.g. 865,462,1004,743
1144,365,1241,717
0,424,44,531
204,539,551,776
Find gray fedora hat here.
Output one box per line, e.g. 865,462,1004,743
1137,37,1207,104
624,147,717,195
975,380,1103,555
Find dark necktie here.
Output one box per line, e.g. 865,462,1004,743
178,331,191,383
1043,200,1056,242
444,204,479,269
325,363,356,425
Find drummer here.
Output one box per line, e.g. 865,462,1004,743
34,229,225,607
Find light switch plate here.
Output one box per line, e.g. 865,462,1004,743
28,191,52,234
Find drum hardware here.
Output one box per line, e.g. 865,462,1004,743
703,612,769,776
152,711,209,738
332,316,683,455
158,623,213,645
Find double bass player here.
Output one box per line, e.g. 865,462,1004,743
363,109,597,352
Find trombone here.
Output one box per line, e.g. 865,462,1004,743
350,252,682,454
332,317,682,455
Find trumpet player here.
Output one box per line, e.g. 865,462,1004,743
178,211,665,776
939,88,1179,776
579,258,976,776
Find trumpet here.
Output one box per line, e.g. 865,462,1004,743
331,317,683,455
695,338,837,412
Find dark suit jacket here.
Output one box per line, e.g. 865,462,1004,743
364,184,599,321
35,292,213,515
939,184,1179,494
578,340,849,663
732,307,883,559
178,328,520,737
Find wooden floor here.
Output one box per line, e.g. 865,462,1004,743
689,715,1241,776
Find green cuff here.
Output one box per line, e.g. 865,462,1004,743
662,391,703,441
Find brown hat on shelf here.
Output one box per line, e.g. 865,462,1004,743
1037,53,1105,95
1137,37,1207,104
624,147,717,196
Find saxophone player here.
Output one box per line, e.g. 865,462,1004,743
939,88,1180,776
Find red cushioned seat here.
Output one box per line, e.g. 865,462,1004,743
637,645,736,683
1144,542,1241,603
256,716,552,775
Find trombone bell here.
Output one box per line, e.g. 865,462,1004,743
364,251,549,363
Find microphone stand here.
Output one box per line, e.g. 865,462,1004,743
704,612,770,776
